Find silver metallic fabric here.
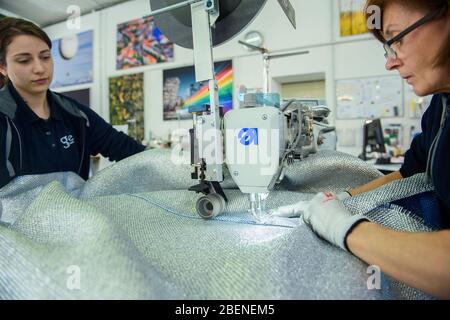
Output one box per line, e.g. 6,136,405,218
343,173,436,300
0,150,438,299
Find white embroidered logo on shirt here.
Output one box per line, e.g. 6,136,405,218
60,135,75,149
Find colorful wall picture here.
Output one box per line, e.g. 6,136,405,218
116,16,174,70
50,30,93,89
163,60,233,121
339,0,369,37
109,73,144,142
60,88,90,107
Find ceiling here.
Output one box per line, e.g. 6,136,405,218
0,0,130,27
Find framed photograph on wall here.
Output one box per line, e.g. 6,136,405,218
116,16,174,70
50,30,93,89
109,73,145,142
339,0,369,37
163,60,233,121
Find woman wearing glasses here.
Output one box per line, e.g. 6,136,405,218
274,0,450,298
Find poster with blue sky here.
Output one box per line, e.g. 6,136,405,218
50,30,93,89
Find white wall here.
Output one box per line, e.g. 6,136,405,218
98,0,335,139
40,0,420,157
333,38,421,155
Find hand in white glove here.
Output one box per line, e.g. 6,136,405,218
303,192,368,251
269,200,309,218
269,191,351,218
270,191,351,218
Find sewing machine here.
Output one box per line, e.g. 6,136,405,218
149,0,334,220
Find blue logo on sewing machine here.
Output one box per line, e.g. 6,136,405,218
238,128,258,146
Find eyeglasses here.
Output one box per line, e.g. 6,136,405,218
383,5,447,59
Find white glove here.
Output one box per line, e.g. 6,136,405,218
269,191,351,218
303,192,368,251
269,200,309,218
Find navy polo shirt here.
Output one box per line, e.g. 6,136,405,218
1,82,145,188
399,93,450,228
9,85,81,176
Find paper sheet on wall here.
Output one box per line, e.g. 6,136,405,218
404,84,433,118
336,76,403,119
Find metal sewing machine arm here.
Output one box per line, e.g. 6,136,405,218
187,0,227,218
148,0,227,218
149,0,271,219
148,0,327,222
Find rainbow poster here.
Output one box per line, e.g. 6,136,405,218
163,60,233,121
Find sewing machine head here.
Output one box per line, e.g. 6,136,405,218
189,92,333,221
222,93,331,220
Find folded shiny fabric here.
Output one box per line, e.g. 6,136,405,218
0,150,435,299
